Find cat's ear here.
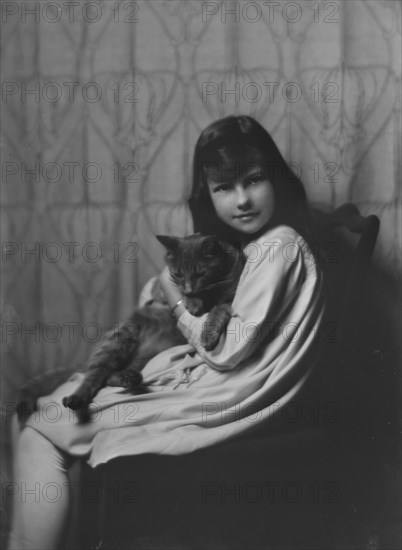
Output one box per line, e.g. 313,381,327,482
156,235,181,252
201,234,223,257
200,233,220,243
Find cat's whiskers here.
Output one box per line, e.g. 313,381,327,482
201,279,234,290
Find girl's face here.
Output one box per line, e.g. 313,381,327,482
207,162,275,238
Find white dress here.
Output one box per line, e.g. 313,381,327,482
25,225,325,467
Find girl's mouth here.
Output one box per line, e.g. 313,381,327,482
234,213,257,221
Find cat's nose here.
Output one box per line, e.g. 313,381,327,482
183,283,193,296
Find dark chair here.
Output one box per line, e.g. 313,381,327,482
308,203,380,407
70,203,387,550
314,202,380,332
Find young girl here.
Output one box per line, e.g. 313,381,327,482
8,115,325,550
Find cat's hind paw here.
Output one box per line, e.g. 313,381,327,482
62,394,86,410
62,395,91,422
107,370,143,389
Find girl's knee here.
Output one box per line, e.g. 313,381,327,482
16,427,72,474
17,427,49,454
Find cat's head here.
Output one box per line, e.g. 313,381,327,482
156,233,240,298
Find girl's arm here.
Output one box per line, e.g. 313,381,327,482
174,230,322,371
158,266,186,318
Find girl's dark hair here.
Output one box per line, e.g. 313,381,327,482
188,115,315,246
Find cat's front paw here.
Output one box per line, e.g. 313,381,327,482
185,297,204,316
201,325,222,351
201,304,232,350
107,370,143,389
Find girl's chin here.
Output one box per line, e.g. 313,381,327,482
233,220,266,234
236,222,273,241
221,217,274,240
231,217,259,229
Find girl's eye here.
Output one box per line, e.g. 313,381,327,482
212,184,230,192
247,175,263,185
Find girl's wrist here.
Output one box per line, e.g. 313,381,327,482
170,299,186,319
159,267,185,314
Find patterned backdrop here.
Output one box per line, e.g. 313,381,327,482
1,0,401,402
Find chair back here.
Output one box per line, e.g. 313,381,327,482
325,203,380,317
313,203,380,336
310,203,380,407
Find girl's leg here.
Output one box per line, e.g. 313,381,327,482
8,420,75,550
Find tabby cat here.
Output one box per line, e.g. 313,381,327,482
61,233,245,421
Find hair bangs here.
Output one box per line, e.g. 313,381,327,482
201,142,266,185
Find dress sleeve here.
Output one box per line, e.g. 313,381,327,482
176,230,307,371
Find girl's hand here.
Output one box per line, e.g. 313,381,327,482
159,266,185,317
159,266,178,294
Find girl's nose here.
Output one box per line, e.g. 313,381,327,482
235,185,251,207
